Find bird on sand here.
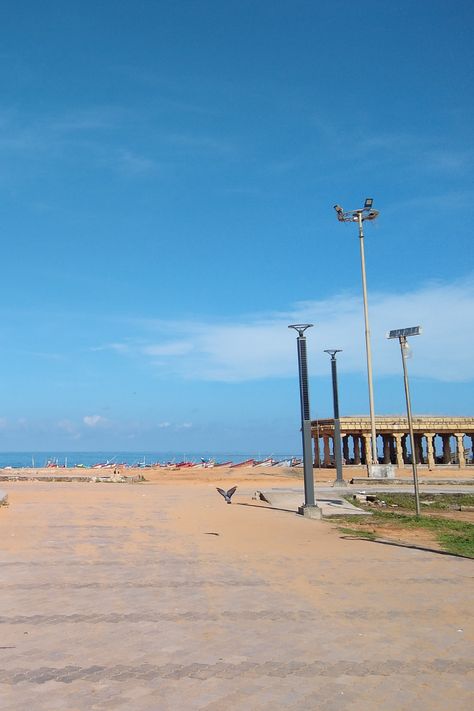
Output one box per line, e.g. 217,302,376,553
216,486,237,504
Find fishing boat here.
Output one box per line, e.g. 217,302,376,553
254,458,274,467
91,459,116,469
272,459,292,467
191,459,215,468
213,461,232,467
230,458,255,468
290,457,303,467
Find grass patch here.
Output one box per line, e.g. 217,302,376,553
335,510,474,558
384,493,474,510
345,492,474,511
338,527,376,540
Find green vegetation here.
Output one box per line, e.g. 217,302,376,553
345,492,474,511
336,506,474,558
338,526,376,540
375,492,474,510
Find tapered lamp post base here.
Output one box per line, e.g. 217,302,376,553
298,504,322,519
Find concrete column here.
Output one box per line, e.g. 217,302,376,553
424,433,435,470
353,436,361,465
361,434,371,465
382,435,391,464
323,435,331,467
389,436,396,464
342,435,349,464
455,433,466,468
402,434,408,463
442,435,451,464
414,434,424,464
313,436,320,467
393,433,404,468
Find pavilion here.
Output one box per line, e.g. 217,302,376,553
312,416,474,469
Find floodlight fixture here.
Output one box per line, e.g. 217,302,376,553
333,204,344,221
387,326,422,340
333,199,379,223
323,349,342,358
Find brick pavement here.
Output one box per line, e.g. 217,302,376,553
0,481,473,710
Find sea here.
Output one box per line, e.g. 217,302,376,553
0,451,299,469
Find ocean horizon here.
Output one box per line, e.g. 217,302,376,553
0,451,300,468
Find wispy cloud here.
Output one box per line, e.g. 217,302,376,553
115,149,158,176
142,341,193,356
101,276,474,383
83,415,108,428
166,132,234,155
0,106,158,180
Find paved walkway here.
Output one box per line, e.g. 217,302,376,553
0,481,472,710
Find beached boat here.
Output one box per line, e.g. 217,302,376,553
213,461,232,467
272,459,292,467
254,458,274,467
230,458,255,468
91,460,116,469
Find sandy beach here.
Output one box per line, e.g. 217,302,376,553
1,463,472,485
0,474,473,710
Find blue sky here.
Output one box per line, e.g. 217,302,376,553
0,0,473,452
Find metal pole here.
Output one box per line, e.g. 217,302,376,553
296,334,315,507
358,212,378,465
330,356,344,485
324,351,344,485
399,336,421,516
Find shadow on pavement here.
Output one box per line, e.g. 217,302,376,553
340,535,473,560
236,502,298,514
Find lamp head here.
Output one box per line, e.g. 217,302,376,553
289,324,313,337
364,197,374,208
333,204,344,221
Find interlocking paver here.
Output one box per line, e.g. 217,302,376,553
0,480,472,710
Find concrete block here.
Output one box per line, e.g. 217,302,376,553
368,464,396,479
297,504,322,519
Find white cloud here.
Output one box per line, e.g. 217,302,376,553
157,421,171,428
116,149,157,176
103,276,474,383
83,415,108,427
142,341,193,356
91,342,130,353
57,419,77,435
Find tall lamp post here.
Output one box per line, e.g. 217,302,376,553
334,198,379,466
387,326,422,516
288,324,321,519
324,349,344,486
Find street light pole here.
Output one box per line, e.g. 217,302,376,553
289,324,320,518
357,212,378,466
324,350,344,486
334,199,379,466
388,326,422,516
